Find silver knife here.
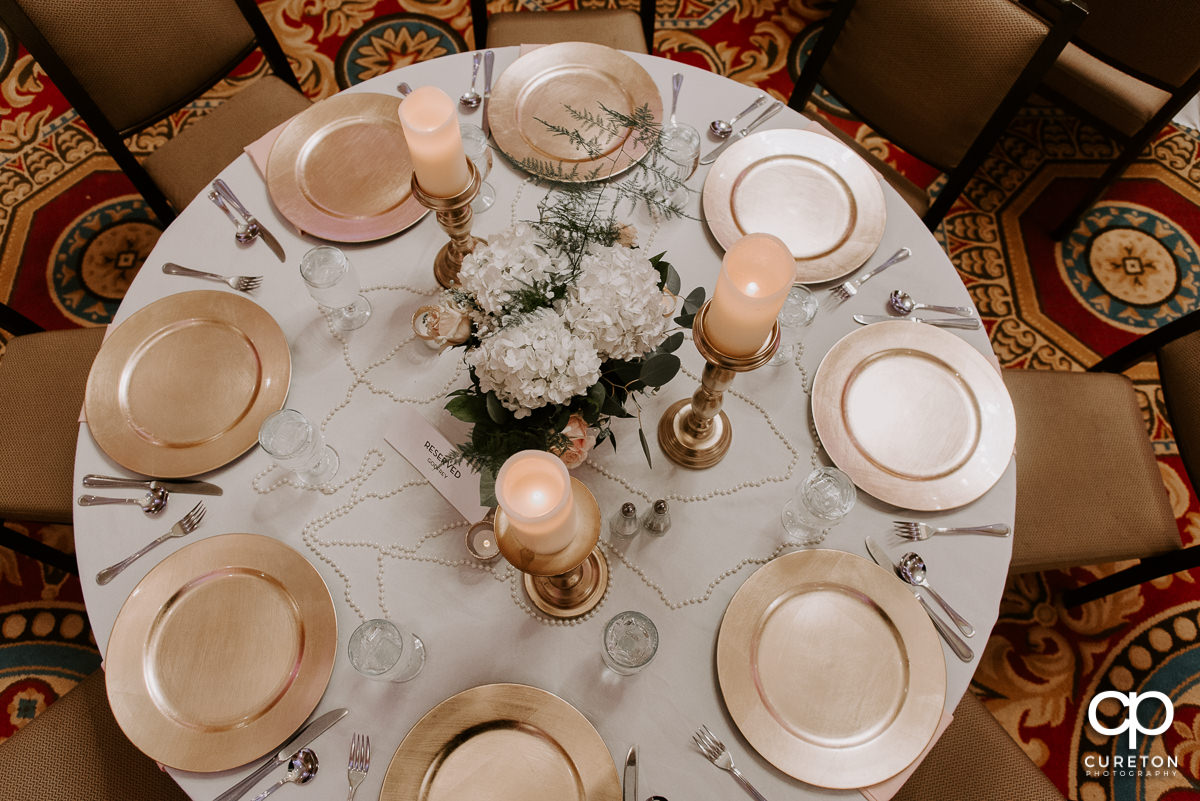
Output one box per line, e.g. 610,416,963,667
83,474,223,496
481,50,494,138
699,100,783,165
623,745,637,801
864,537,973,663
212,178,286,262
214,708,348,801
853,314,981,329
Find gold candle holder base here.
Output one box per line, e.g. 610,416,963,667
410,157,485,289
658,301,780,469
494,477,608,619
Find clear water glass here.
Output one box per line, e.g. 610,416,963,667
257,409,339,486
658,122,701,207
769,284,819,367
347,619,425,683
781,466,857,546
459,123,495,214
299,246,371,331
602,610,659,675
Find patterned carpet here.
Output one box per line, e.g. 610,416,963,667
2,3,1199,799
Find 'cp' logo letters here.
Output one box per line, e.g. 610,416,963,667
1088,691,1174,748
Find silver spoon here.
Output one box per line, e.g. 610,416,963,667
460,52,482,109
709,95,766,138
208,190,260,245
397,81,412,97
78,485,168,516
252,749,318,801
898,553,975,637
888,290,974,318
669,72,682,125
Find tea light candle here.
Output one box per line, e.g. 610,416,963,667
466,520,501,562
495,450,577,554
397,86,471,197
705,233,795,356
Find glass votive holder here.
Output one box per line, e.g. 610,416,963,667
300,245,371,331
781,466,857,546
258,409,339,487
602,610,659,676
459,122,495,213
769,284,819,367
347,618,425,683
465,517,501,562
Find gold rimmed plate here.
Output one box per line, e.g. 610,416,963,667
105,533,337,772
716,549,946,789
267,92,426,241
488,43,661,182
811,321,1016,510
84,290,290,478
702,129,885,283
380,683,620,801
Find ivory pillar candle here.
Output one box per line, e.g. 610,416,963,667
705,233,794,356
397,86,471,197
495,451,577,554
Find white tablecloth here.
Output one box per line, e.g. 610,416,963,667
74,49,1015,801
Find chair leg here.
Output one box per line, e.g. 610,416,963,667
1050,142,1145,240
1061,546,1200,608
0,523,78,575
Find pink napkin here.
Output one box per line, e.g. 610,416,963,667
243,118,292,178
859,709,953,801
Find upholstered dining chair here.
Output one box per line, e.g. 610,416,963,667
786,0,1085,229
468,0,656,53
0,0,311,223
0,670,190,801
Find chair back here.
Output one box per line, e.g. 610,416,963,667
1071,0,1200,90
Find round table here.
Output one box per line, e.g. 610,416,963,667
74,48,1015,801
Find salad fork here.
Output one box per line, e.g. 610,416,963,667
95,501,206,585
692,725,769,801
827,247,911,304
346,732,370,801
163,262,262,293
893,520,1011,541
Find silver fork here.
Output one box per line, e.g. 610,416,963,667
692,725,768,801
893,520,1011,541
346,732,369,801
163,262,262,293
828,247,911,304
95,501,206,585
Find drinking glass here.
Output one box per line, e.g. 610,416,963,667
768,284,819,367
299,246,371,331
781,466,857,545
658,122,701,206
459,123,495,213
258,409,339,486
602,610,659,675
347,619,425,683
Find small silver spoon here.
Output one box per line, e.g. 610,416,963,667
709,95,766,138
208,190,260,245
888,290,974,318
460,52,482,109
898,553,975,637
252,748,318,801
669,72,682,125
78,485,168,516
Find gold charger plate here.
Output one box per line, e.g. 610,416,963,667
488,42,661,182
267,92,426,241
380,683,620,801
105,533,337,772
702,129,885,283
716,549,946,789
811,321,1016,510
85,291,290,478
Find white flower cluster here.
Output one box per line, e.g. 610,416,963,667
564,243,673,361
458,222,567,325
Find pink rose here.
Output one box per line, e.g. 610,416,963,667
412,299,472,350
556,413,597,469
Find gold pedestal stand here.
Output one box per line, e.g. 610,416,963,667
658,301,780,468
494,478,609,618
410,157,485,288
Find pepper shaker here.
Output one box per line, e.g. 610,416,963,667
609,501,640,543
641,499,671,536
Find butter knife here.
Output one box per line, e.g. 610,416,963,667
211,178,286,262
699,100,783,165
214,708,348,801
623,745,637,801
864,536,973,662
853,314,981,329
83,474,223,496
481,50,494,138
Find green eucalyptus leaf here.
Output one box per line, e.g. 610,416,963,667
638,426,653,468
639,353,680,387
446,395,488,423
659,331,684,354
486,392,508,424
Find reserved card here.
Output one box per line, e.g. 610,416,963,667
384,407,490,523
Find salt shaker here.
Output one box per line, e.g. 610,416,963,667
609,502,639,543
641,499,671,536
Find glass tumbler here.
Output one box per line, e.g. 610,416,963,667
602,610,659,675
658,122,701,206
781,466,857,546
347,618,425,683
459,123,495,213
257,409,339,486
299,246,371,331
768,284,819,367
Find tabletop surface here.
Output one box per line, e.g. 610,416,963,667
73,47,1015,801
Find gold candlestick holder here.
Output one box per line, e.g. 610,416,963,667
410,157,485,288
658,300,780,469
494,478,609,619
